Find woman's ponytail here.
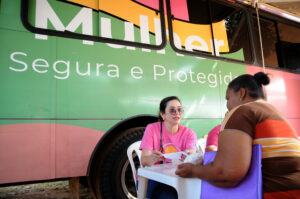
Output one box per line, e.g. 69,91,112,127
253,72,270,86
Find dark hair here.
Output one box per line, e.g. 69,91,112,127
158,96,181,121
228,72,270,99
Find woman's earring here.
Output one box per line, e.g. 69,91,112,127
163,117,165,121
240,98,242,101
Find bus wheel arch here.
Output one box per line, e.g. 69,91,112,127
87,115,157,199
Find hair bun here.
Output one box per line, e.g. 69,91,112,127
253,72,270,86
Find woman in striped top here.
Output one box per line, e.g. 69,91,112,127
176,72,300,198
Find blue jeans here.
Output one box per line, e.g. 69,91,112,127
146,180,178,199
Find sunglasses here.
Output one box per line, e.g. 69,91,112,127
168,107,184,115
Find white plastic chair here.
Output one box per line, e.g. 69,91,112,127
127,140,142,187
197,138,207,153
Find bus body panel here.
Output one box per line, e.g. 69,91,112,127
0,123,103,184
0,0,240,185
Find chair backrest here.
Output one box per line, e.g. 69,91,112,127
127,140,142,187
201,144,262,199
197,138,207,153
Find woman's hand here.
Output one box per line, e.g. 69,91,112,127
141,149,163,167
151,150,164,163
175,163,196,178
185,149,196,155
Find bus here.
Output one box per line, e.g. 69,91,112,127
0,0,299,198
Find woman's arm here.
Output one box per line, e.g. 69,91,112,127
205,145,218,152
141,149,163,167
205,125,221,152
176,129,252,187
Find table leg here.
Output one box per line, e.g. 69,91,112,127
137,176,148,199
177,179,201,199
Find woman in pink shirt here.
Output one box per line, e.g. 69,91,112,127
140,96,197,166
139,96,198,198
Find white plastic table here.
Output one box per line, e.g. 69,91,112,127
137,163,202,199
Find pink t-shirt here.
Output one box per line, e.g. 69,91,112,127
205,125,221,152
139,122,197,155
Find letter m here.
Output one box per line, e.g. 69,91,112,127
35,0,93,45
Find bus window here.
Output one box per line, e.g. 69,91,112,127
210,1,252,62
168,0,213,56
167,0,252,63
253,16,300,72
22,0,166,49
277,23,300,72
98,0,164,47
253,17,279,68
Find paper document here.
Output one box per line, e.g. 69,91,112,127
162,151,188,160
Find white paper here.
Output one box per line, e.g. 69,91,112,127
162,151,188,160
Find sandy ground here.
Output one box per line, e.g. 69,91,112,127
0,181,94,199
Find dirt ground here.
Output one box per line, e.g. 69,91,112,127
0,180,94,199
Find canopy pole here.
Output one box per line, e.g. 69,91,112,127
254,0,266,73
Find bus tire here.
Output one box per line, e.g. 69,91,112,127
93,127,145,199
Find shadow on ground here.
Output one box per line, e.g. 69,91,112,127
0,181,94,199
